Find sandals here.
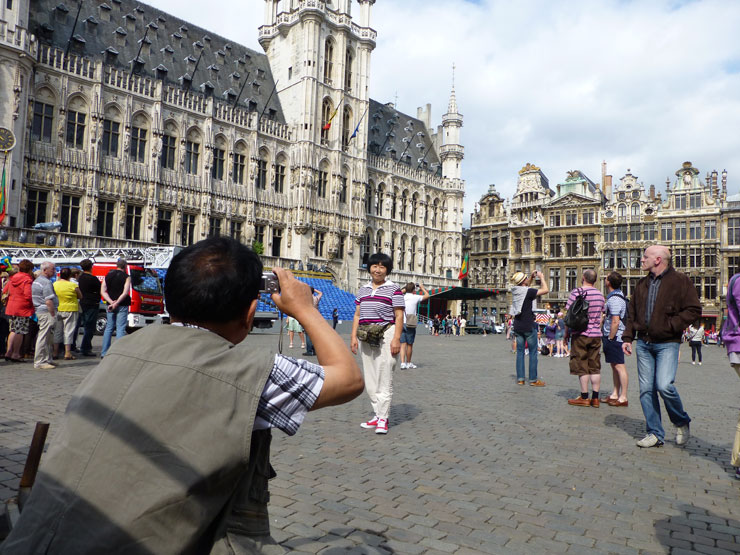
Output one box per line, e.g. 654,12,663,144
64,354,77,360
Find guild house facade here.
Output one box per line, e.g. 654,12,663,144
0,0,464,290
469,161,735,329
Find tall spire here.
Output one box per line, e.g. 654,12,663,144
447,63,458,114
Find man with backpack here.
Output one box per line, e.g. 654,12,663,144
400,282,429,369
603,271,629,406
564,269,605,407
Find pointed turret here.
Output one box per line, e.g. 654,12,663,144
440,65,463,181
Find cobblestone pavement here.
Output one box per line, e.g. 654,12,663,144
1,329,739,553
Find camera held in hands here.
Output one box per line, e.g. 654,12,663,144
260,272,280,294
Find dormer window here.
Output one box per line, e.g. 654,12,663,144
99,3,111,22
114,26,127,47
130,56,144,74
200,81,215,96
154,64,168,80
103,46,119,64
124,12,136,32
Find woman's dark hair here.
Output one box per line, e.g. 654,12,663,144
18,259,33,274
164,236,262,323
367,252,393,275
59,267,71,280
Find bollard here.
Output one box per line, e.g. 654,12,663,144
17,421,49,512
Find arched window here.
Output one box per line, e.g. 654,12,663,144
161,120,179,170
256,147,270,189
376,183,385,216
184,129,201,175
317,160,329,198
321,98,332,146
323,38,334,84
411,193,418,223
231,140,247,184
341,106,352,151
31,86,56,143
361,229,371,266
390,187,398,219
631,203,640,217
66,95,88,149
399,234,407,269
423,239,429,273
211,134,227,181
129,112,149,163
102,105,122,157
401,191,408,221
410,236,417,272
344,47,353,92
274,153,288,193
365,182,374,214
618,203,626,218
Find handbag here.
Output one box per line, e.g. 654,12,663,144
356,323,391,347
405,314,418,328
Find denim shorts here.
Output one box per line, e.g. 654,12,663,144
400,325,417,345
602,336,625,364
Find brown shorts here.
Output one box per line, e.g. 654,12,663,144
569,335,602,376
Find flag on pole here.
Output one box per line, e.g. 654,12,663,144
322,105,339,131
349,107,369,141
0,162,6,227
458,253,469,280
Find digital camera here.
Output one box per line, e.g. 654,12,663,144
260,271,280,294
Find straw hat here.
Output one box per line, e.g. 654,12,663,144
510,271,527,286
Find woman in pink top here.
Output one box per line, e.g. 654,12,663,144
3,259,35,362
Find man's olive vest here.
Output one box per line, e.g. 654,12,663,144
2,325,277,554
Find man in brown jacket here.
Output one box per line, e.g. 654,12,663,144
622,245,701,448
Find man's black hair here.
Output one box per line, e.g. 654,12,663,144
80,259,93,272
164,236,263,323
367,252,393,275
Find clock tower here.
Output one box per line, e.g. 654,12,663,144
0,0,35,228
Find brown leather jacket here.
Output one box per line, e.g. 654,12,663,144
622,266,701,344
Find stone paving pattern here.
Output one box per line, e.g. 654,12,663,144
1,329,739,553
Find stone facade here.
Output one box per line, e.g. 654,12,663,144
0,0,464,291
541,170,604,308
470,161,731,328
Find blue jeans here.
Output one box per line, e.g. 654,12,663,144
79,306,99,354
635,340,691,441
101,306,128,357
513,327,538,381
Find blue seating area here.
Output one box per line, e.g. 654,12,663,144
296,277,356,320
153,268,356,320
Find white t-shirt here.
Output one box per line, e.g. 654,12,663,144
403,293,424,324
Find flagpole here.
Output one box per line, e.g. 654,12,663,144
348,106,368,142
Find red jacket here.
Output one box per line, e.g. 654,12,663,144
4,272,34,317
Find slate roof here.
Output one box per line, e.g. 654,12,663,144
30,0,285,122
367,99,441,172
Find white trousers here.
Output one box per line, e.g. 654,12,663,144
360,325,398,420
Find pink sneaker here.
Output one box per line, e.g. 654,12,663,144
375,419,388,434
360,416,379,429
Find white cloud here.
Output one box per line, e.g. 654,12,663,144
146,0,740,224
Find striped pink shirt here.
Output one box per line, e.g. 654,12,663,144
565,286,605,337
355,280,405,325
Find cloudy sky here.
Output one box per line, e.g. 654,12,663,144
147,0,740,226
